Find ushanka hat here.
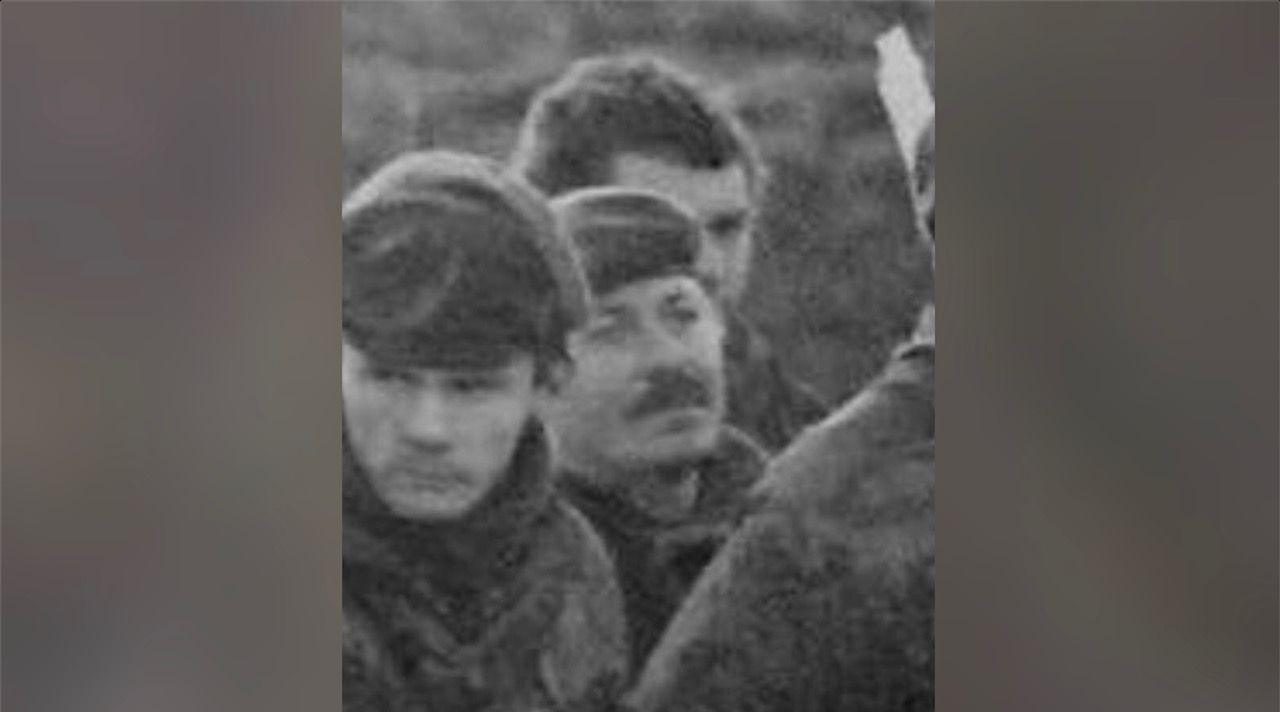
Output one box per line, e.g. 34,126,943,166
342,150,588,368
549,186,703,297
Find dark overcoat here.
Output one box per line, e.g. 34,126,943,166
343,424,630,712
559,426,768,676
626,339,935,712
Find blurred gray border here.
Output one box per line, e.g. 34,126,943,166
2,3,343,711
2,2,1276,711
937,2,1277,711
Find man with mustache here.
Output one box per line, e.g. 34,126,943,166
341,151,628,711
543,187,768,675
512,54,828,452
625,119,936,712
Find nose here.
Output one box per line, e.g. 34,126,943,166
638,320,694,369
402,388,451,450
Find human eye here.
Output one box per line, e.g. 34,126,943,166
444,371,505,396
705,213,746,241
366,364,414,385
672,304,700,325
663,298,702,329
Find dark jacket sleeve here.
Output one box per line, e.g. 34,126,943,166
627,469,934,712
624,503,814,712
540,501,632,711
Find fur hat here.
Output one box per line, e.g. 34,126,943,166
342,150,588,368
550,186,702,298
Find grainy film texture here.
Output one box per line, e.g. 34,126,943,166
341,3,934,710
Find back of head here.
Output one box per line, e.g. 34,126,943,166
342,150,588,370
512,54,764,199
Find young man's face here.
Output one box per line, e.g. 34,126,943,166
550,274,727,474
613,153,755,303
342,344,543,521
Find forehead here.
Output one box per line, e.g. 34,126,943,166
592,274,710,312
611,153,751,217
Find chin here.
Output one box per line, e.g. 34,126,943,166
384,490,479,522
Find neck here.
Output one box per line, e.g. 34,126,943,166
558,442,702,522
344,421,552,563
627,466,700,521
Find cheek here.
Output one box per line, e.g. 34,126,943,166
571,360,636,419
344,387,400,460
693,325,727,377
698,242,729,272
568,348,635,401
490,400,531,443
461,397,534,469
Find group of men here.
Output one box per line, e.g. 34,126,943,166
342,54,936,712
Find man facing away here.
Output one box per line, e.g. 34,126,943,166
624,119,936,712
542,187,768,675
340,151,628,712
512,54,828,452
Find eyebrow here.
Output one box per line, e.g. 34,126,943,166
705,210,749,229
595,303,634,320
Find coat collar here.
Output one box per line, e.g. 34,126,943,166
559,425,766,535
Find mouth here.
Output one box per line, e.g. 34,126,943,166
646,407,715,434
628,386,713,421
392,463,469,494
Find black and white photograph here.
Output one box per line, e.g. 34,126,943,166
341,3,935,710
9,2,1279,712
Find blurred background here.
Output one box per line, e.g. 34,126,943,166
343,0,935,403
5,3,1275,712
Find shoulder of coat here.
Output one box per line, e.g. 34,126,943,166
539,502,630,708
752,365,930,514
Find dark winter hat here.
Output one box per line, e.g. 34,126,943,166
342,150,588,369
550,187,702,298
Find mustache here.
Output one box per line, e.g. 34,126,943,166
624,367,715,421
